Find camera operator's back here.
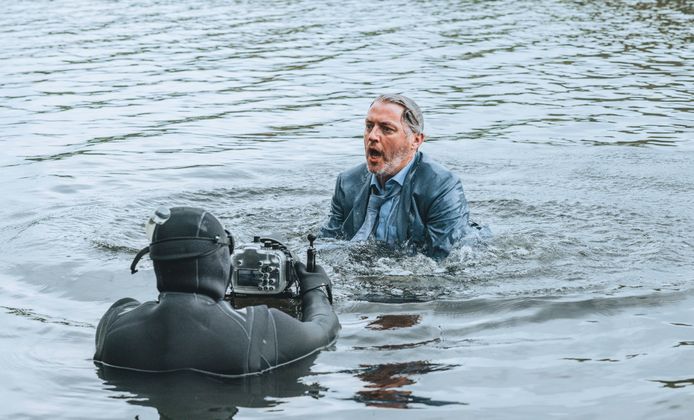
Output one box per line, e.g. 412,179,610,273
94,206,339,376
94,287,338,376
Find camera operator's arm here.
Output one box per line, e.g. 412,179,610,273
266,263,339,364
295,262,336,328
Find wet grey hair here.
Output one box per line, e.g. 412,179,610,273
371,93,424,136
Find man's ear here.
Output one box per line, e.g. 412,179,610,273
412,132,425,149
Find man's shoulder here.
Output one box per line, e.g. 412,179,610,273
335,161,370,190
339,161,369,179
414,152,460,184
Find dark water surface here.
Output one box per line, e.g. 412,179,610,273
1,0,693,418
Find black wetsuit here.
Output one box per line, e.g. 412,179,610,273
94,207,339,376
94,286,338,376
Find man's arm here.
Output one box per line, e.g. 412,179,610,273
423,177,470,260
266,263,340,365
319,173,346,239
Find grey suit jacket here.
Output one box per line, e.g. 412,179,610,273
320,151,470,259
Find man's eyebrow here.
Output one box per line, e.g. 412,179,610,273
364,118,398,129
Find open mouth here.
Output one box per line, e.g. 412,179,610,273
367,147,383,160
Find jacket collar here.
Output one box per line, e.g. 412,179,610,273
349,151,423,237
370,153,417,194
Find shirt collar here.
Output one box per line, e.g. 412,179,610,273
370,154,417,194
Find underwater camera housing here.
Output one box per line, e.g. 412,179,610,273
230,236,299,297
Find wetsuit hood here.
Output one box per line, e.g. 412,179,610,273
140,207,232,300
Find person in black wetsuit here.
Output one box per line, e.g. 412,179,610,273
94,206,340,376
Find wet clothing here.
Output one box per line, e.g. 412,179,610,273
320,151,470,259
94,206,339,377
94,286,338,377
352,155,416,243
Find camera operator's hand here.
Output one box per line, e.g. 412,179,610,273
295,261,333,304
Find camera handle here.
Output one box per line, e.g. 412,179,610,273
306,234,317,272
304,234,332,304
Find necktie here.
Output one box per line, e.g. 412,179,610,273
352,184,401,242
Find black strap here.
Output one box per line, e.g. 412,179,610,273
301,277,333,305
130,235,232,274
130,246,150,274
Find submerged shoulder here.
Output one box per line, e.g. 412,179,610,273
102,297,141,318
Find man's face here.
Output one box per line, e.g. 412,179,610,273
363,101,423,180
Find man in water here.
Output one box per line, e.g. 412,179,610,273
94,206,339,376
320,94,471,259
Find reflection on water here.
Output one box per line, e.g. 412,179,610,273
365,314,421,330
352,361,462,409
651,378,694,390
353,338,442,352
0,0,693,418
97,354,320,419
2,306,94,328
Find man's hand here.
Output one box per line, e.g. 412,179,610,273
295,261,333,303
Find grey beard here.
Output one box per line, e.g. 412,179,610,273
368,148,413,177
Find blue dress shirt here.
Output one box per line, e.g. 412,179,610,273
352,156,416,244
